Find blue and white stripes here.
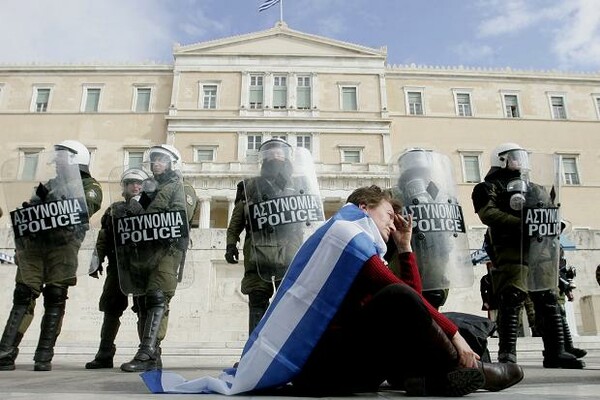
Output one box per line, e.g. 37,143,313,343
142,203,385,394
259,0,280,12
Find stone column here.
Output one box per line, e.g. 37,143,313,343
227,197,236,224
199,197,211,229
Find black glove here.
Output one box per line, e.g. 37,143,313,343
225,244,239,264
35,183,49,201
138,191,153,209
89,264,104,279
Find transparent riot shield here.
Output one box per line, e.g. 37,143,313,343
109,164,192,296
1,149,95,284
519,153,561,292
245,146,325,282
392,149,473,290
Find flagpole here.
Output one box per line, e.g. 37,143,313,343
279,0,284,22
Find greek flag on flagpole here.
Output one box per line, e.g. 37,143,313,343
141,203,387,394
259,0,280,12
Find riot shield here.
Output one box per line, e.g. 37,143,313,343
1,149,95,283
392,149,473,290
245,145,325,282
518,153,561,292
109,164,192,296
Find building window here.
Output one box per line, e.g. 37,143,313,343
297,135,312,151
405,90,424,115
561,156,580,185
247,134,262,152
271,134,288,142
33,88,51,112
273,75,287,109
126,150,144,169
340,85,358,111
83,87,101,112
461,154,482,183
249,75,264,109
195,148,216,162
202,84,218,109
340,147,362,163
454,91,473,117
549,95,567,120
133,87,151,112
593,95,600,120
21,150,41,180
297,76,311,109
503,94,520,118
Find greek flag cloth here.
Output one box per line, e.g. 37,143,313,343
258,0,280,12
141,203,387,394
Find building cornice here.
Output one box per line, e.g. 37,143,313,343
0,64,173,74
386,64,600,83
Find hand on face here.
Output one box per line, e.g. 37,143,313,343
391,213,413,253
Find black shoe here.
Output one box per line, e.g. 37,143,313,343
404,368,485,397
566,347,587,359
498,352,517,363
120,351,157,373
34,361,52,371
0,357,15,371
85,357,114,369
543,353,585,369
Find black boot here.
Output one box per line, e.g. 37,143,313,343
560,306,587,359
34,286,67,372
533,292,585,369
85,314,121,369
248,292,269,335
0,308,27,371
0,284,34,371
497,304,520,363
121,291,165,372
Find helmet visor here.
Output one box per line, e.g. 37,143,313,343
503,149,529,171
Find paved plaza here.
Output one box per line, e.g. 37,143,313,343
0,336,598,399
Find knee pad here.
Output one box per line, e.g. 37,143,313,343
42,285,68,307
499,287,526,307
14,283,37,305
145,290,166,308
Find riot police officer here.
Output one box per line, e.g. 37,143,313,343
0,140,102,371
472,143,584,368
225,138,323,335
119,144,195,372
391,149,472,309
85,167,149,369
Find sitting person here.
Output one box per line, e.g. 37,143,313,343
143,185,523,396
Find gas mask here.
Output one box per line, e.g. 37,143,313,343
507,178,528,211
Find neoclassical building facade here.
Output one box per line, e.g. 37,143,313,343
1,23,599,353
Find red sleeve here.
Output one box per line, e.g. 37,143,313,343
361,254,458,337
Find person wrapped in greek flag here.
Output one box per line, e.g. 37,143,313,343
142,186,523,396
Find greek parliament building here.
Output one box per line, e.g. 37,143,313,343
1,22,599,359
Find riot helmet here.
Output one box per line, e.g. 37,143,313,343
144,144,182,177
120,168,149,199
490,142,529,171
54,140,91,172
259,138,293,179
396,148,434,198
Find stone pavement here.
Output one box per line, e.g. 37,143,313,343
0,336,598,399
